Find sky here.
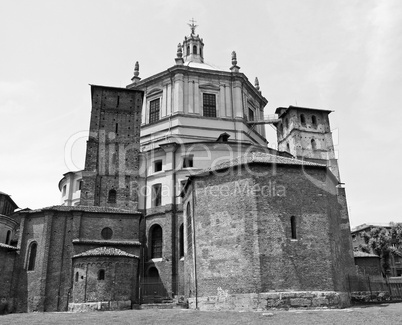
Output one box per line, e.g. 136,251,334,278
1,0,401,228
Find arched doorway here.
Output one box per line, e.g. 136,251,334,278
141,266,168,303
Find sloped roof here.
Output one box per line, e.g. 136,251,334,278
25,205,140,215
354,251,379,258
73,247,139,259
0,243,18,251
191,151,326,177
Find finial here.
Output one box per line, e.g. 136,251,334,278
177,43,183,58
134,61,139,77
255,77,260,91
175,43,184,65
230,51,240,72
188,18,198,35
231,51,237,66
131,61,141,83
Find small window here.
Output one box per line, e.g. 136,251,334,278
183,156,193,168
312,115,317,126
101,227,113,240
5,230,11,245
75,272,79,282
78,180,83,190
311,139,317,151
291,216,297,239
149,98,160,124
248,108,255,121
98,269,105,280
152,184,162,207
286,143,290,152
108,189,117,203
154,160,163,173
27,242,37,271
179,224,184,258
203,93,216,117
300,114,306,125
187,45,190,55
193,45,197,54
151,225,163,258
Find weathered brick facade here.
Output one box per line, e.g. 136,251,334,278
80,85,143,210
9,207,142,312
182,153,356,309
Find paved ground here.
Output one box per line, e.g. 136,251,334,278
2,303,402,325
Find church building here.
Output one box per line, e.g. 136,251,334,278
0,22,355,313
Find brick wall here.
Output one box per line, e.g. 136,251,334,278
72,256,139,303
13,208,141,312
81,86,143,209
184,162,356,300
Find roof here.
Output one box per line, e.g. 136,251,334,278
25,205,141,215
351,223,392,233
275,105,333,116
0,191,19,209
183,60,225,71
191,151,326,177
354,251,379,258
73,247,139,259
0,243,18,251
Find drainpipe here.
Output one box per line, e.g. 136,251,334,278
171,143,179,297
139,151,148,303
192,186,198,309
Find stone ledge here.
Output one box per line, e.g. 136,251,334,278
68,300,132,312
188,291,350,311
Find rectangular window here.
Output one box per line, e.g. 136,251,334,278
154,160,163,172
203,93,216,117
183,155,193,168
78,180,83,190
248,108,255,121
149,98,160,124
152,183,162,207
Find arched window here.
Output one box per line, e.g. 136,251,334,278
27,242,37,271
312,115,317,126
186,45,190,55
108,189,116,203
5,230,11,244
311,139,317,151
291,216,297,239
193,45,197,54
75,272,79,282
179,224,184,258
98,269,105,280
186,203,192,253
300,114,306,125
151,225,162,258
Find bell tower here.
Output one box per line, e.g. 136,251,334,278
275,105,340,181
80,85,144,209
182,19,204,63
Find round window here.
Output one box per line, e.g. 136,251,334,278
101,227,113,240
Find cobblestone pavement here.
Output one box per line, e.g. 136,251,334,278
2,303,402,325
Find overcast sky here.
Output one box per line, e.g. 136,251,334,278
1,0,401,228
